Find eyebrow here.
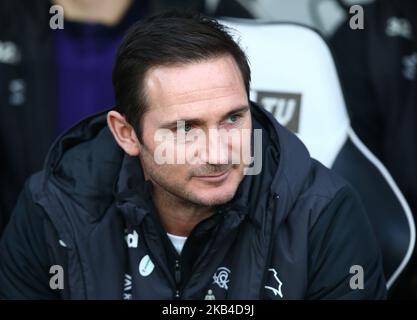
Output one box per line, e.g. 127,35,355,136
159,105,250,129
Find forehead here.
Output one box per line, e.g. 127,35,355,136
143,55,248,121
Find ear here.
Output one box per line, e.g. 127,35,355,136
107,110,141,156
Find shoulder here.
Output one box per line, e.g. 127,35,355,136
295,159,355,222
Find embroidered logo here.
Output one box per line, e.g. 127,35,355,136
264,268,283,298
212,267,231,290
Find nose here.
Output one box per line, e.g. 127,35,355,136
199,128,230,165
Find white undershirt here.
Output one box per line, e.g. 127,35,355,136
167,233,188,255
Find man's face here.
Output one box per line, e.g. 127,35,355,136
139,55,252,207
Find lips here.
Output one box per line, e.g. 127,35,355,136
193,168,231,183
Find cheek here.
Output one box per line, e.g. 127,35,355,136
167,164,192,180
152,162,194,185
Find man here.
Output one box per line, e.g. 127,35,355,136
0,12,386,299
0,0,211,236
331,0,417,299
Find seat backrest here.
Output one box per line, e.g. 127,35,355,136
220,19,415,289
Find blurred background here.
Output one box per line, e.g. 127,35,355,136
1,0,416,299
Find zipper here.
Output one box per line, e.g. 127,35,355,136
174,259,181,299
259,193,279,298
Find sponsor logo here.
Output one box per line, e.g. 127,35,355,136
123,273,132,300
256,91,302,133
125,230,139,248
139,255,155,277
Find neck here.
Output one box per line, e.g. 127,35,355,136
152,186,215,237
52,0,133,26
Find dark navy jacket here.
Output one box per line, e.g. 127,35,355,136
0,103,387,299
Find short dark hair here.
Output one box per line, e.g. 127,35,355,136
112,11,251,138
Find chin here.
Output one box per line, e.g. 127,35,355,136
188,169,244,206
190,184,239,207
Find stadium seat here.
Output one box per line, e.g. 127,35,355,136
220,19,416,290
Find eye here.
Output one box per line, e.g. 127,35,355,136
226,114,240,124
184,123,192,132
177,122,193,133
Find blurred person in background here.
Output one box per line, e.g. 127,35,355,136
330,0,417,298
0,0,216,236
0,0,146,235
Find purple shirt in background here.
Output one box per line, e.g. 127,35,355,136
53,2,144,135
